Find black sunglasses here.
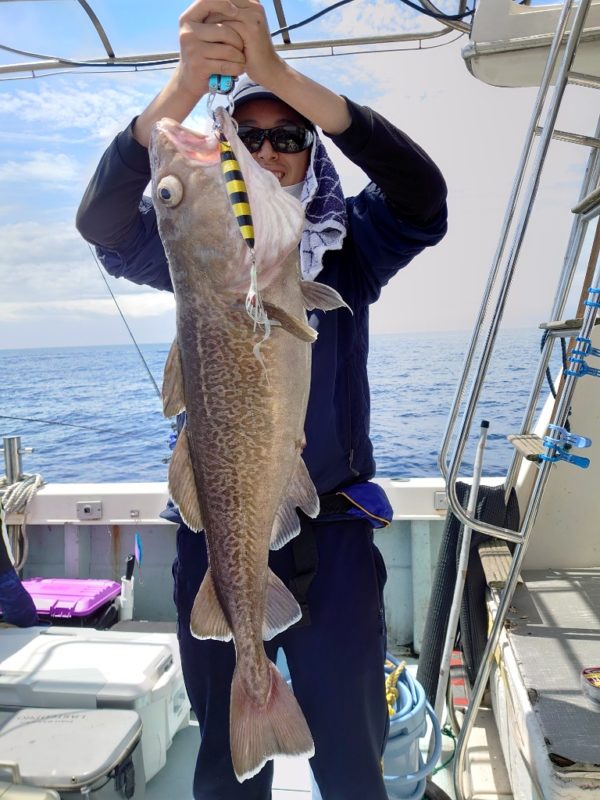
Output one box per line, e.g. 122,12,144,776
237,124,314,155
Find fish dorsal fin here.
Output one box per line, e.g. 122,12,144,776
168,426,203,532
300,280,352,313
190,567,233,641
263,569,302,640
262,302,317,343
162,338,186,417
270,458,320,551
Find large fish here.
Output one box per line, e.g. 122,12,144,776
149,108,348,782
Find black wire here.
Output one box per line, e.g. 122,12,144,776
270,0,355,37
397,0,474,21
0,41,178,68
271,0,474,36
541,330,557,399
540,330,571,433
1,0,473,70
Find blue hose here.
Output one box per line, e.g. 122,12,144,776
384,653,442,794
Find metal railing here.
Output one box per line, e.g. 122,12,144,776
441,2,600,798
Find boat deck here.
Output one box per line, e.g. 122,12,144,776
144,659,512,800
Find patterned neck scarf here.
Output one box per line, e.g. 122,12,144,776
295,134,348,281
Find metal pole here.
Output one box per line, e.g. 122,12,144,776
454,126,600,800
437,0,577,483
429,421,489,758
454,260,600,800
2,436,23,483
1,436,32,569
445,0,591,542
503,122,600,495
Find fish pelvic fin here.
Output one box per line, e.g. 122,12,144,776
230,661,314,783
300,280,352,314
264,569,302,640
168,426,203,532
270,458,320,550
190,567,232,641
261,301,316,343
162,338,186,417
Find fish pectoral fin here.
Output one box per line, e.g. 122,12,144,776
262,302,317,343
270,458,320,550
190,567,233,641
162,338,186,417
230,661,314,782
263,569,302,640
300,280,352,314
168,426,203,532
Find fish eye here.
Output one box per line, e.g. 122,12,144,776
157,175,183,207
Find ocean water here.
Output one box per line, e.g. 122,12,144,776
0,329,562,484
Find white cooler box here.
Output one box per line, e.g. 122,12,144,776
0,628,190,781
0,708,144,798
0,782,59,800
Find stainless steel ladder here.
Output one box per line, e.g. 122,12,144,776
434,1,600,797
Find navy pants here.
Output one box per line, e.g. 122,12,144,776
173,517,389,800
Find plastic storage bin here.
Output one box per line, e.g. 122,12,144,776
0,708,144,798
21,578,121,628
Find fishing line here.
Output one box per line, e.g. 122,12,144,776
87,243,162,401
0,413,170,448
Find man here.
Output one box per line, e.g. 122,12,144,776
76,2,447,797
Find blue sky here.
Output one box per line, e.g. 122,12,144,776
0,0,593,349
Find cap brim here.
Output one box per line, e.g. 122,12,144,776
233,90,279,111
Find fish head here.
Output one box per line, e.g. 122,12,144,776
150,113,305,296
150,118,249,291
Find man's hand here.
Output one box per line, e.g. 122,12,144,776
220,1,284,89
177,0,246,98
133,0,246,147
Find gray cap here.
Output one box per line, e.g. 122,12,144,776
231,77,314,128
231,77,279,110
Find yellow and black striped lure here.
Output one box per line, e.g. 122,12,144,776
219,139,255,250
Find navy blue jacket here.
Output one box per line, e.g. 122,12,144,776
76,99,447,496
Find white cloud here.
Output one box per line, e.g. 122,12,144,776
0,79,163,141
0,293,175,322
0,219,113,303
0,151,81,187
329,0,430,37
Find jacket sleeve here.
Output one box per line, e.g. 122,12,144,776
75,119,173,293
324,98,448,303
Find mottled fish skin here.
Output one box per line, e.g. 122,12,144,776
149,110,339,781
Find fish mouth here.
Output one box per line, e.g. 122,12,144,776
153,118,221,166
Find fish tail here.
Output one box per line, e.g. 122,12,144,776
230,661,314,782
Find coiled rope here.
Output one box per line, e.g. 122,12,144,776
0,473,44,571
